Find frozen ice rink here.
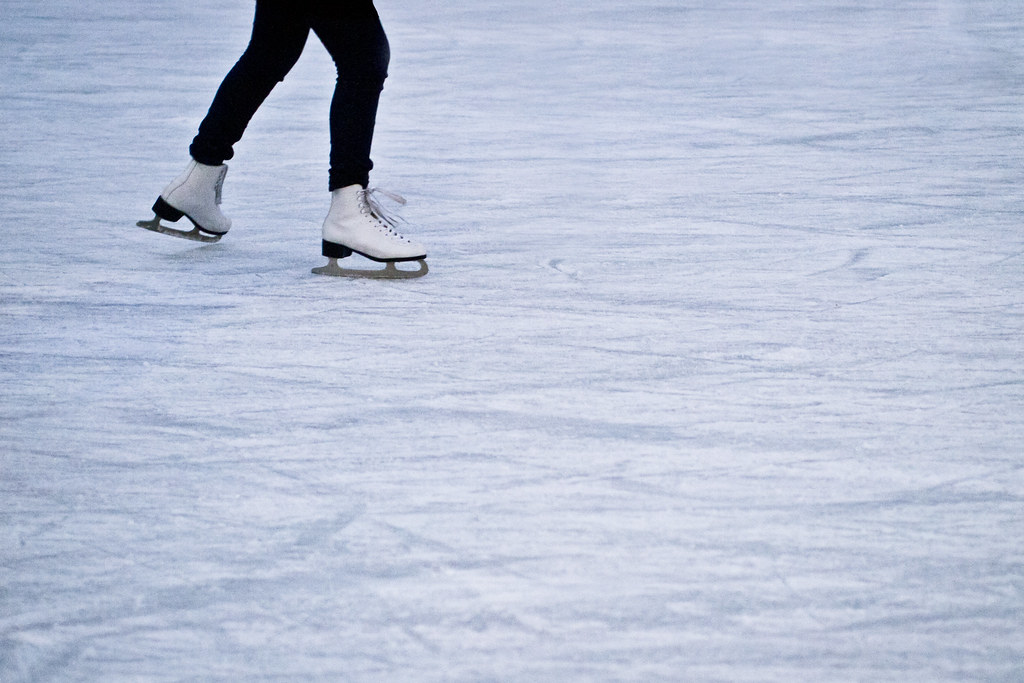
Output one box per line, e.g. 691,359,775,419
2,0,1022,680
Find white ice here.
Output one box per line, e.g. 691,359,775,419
1,0,1023,680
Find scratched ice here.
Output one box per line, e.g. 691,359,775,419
1,0,1022,680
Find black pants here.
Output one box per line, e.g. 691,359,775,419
189,0,389,190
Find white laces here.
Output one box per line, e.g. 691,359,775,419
213,166,227,205
359,187,408,234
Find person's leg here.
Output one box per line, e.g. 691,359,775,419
189,0,312,165
311,1,426,271
308,1,390,190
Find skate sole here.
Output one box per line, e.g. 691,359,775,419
136,197,227,242
136,216,223,243
312,258,428,279
321,239,426,263
314,239,428,279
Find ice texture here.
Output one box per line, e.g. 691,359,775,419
1,0,1022,680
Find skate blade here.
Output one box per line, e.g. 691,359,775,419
136,217,222,243
312,258,428,279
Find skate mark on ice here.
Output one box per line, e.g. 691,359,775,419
290,507,366,549
399,625,443,655
807,248,889,280
1,637,81,683
769,125,939,150
437,408,680,443
374,520,460,555
544,258,580,280
161,243,226,264
463,610,544,636
989,249,1024,266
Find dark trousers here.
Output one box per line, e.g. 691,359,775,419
189,0,389,190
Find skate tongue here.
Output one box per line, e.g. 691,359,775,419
213,164,228,205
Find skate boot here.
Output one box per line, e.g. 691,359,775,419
137,159,231,241
313,185,428,279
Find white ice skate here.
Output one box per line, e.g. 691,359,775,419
137,159,231,242
312,185,428,279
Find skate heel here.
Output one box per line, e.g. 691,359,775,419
322,240,354,259
152,196,184,223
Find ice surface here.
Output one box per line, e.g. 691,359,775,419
1,0,1022,680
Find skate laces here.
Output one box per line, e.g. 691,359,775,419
213,166,227,206
360,187,408,235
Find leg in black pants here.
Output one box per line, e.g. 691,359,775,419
311,3,390,190
189,0,389,190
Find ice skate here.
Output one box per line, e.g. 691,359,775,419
137,159,231,242
312,185,428,279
